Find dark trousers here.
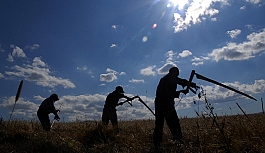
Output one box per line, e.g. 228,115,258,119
153,105,182,147
102,107,118,126
37,108,51,131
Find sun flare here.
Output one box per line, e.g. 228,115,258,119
169,0,188,10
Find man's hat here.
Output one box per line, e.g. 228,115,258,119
51,94,59,101
115,86,124,93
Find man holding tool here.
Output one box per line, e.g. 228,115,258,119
102,86,134,129
37,94,60,131
153,67,198,147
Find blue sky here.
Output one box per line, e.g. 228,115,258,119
0,0,265,121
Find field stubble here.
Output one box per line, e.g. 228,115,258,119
0,114,265,153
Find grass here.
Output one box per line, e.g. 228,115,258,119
1,113,265,153
1,89,264,152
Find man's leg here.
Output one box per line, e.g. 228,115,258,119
43,114,51,131
102,108,109,126
110,112,118,127
153,108,164,147
165,108,182,141
109,109,119,133
37,109,50,131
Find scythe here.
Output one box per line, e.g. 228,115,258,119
137,96,155,116
185,70,257,101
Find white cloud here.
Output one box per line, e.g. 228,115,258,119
173,0,229,33
112,25,117,29
5,57,75,88
140,65,156,76
227,29,241,38
191,57,204,66
246,0,261,4
33,95,45,101
0,96,38,117
6,45,26,62
245,24,253,30
0,94,106,120
240,6,246,9
110,44,117,48
100,73,117,82
11,46,26,58
106,68,117,74
179,50,192,58
166,50,175,62
99,68,125,82
157,50,180,74
100,68,118,82
33,57,46,67
157,62,177,74
25,44,40,50
129,79,145,83
6,53,14,62
191,56,210,66
77,66,88,71
209,28,265,61
77,66,94,76
0,73,4,78
252,79,265,93
205,8,219,16
120,72,126,75
211,17,217,21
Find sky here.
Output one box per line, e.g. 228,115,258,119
0,0,265,122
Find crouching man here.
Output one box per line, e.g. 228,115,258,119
37,94,60,131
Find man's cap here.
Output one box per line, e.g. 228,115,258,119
51,94,59,101
115,86,124,93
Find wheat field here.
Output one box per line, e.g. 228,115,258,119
0,113,265,153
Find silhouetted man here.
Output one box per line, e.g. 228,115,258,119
37,94,60,131
102,86,133,128
153,67,197,147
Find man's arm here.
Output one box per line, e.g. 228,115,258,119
117,95,135,106
120,93,134,101
177,77,198,89
49,100,60,120
174,89,189,98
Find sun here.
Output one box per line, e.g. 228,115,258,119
168,0,188,10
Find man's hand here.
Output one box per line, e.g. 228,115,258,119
117,102,124,106
127,97,134,101
54,114,60,121
181,89,189,95
191,82,200,90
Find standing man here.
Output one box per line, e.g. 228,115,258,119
102,86,134,129
153,67,197,147
37,94,60,131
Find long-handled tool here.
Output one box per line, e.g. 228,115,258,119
184,70,257,101
117,95,144,106
136,96,155,116
50,102,63,128
118,95,155,116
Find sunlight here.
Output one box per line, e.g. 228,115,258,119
169,0,188,10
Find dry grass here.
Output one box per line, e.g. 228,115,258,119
1,113,265,153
